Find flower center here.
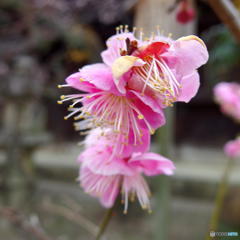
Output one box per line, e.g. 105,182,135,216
134,56,181,107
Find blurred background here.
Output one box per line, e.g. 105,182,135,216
0,0,240,239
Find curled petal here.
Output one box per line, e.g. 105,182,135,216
112,56,145,79
112,56,145,94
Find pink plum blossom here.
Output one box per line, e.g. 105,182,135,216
58,27,208,142
58,63,165,144
102,28,208,107
82,127,150,158
214,82,240,122
224,138,240,158
78,128,175,213
57,26,209,213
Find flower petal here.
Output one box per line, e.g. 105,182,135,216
101,32,137,66
78,146,133,176
127,92,166,130
111,56,145,94
80,167,120,208
163,35,209,75
80,63,118,93
128,152,175,176
224,138,240,158
66,63,119,94
65,72,97,92
177,70,200,102
129,90,163,114
122,173,151,212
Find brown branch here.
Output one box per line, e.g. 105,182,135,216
207,0,240,42
0,207,55,240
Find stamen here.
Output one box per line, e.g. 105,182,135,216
119,25,123,33
135,54,181,107
57,84,69,88
132,26,137,35
116,26,120,34
139,28,144,41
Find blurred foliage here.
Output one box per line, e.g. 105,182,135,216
203,24,240,87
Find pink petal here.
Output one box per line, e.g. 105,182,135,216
65,72,97,92
80,167,120,208
101,32,137,66
65,64,119,94
127,128,150,154
79,146,133,176
224,138,240,158
214,82,240,121
163,36,209,75
122,174,151,212
177,70,200,102
129,152,175,176
82,127,150,159
80,63,118,93
129,90,163,114
128,93,166,130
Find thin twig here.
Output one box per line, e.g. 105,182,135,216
96,206,115,240
62,196,83,213
41,199,98,237
0,207,55,240
207,0,240,42
205,157,234,240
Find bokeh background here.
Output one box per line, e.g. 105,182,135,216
0,0,240,239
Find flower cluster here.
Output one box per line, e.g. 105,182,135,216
214,82,240,158
59,26,208,212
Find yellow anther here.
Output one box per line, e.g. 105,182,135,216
123,210,127,215
64,116,68,120
60,95,65,100
138,114,144,119
57,85,62,88
86,95,91,99
150,129,155,135
57,101,63,104
74,116,83,120
79,78,84,82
